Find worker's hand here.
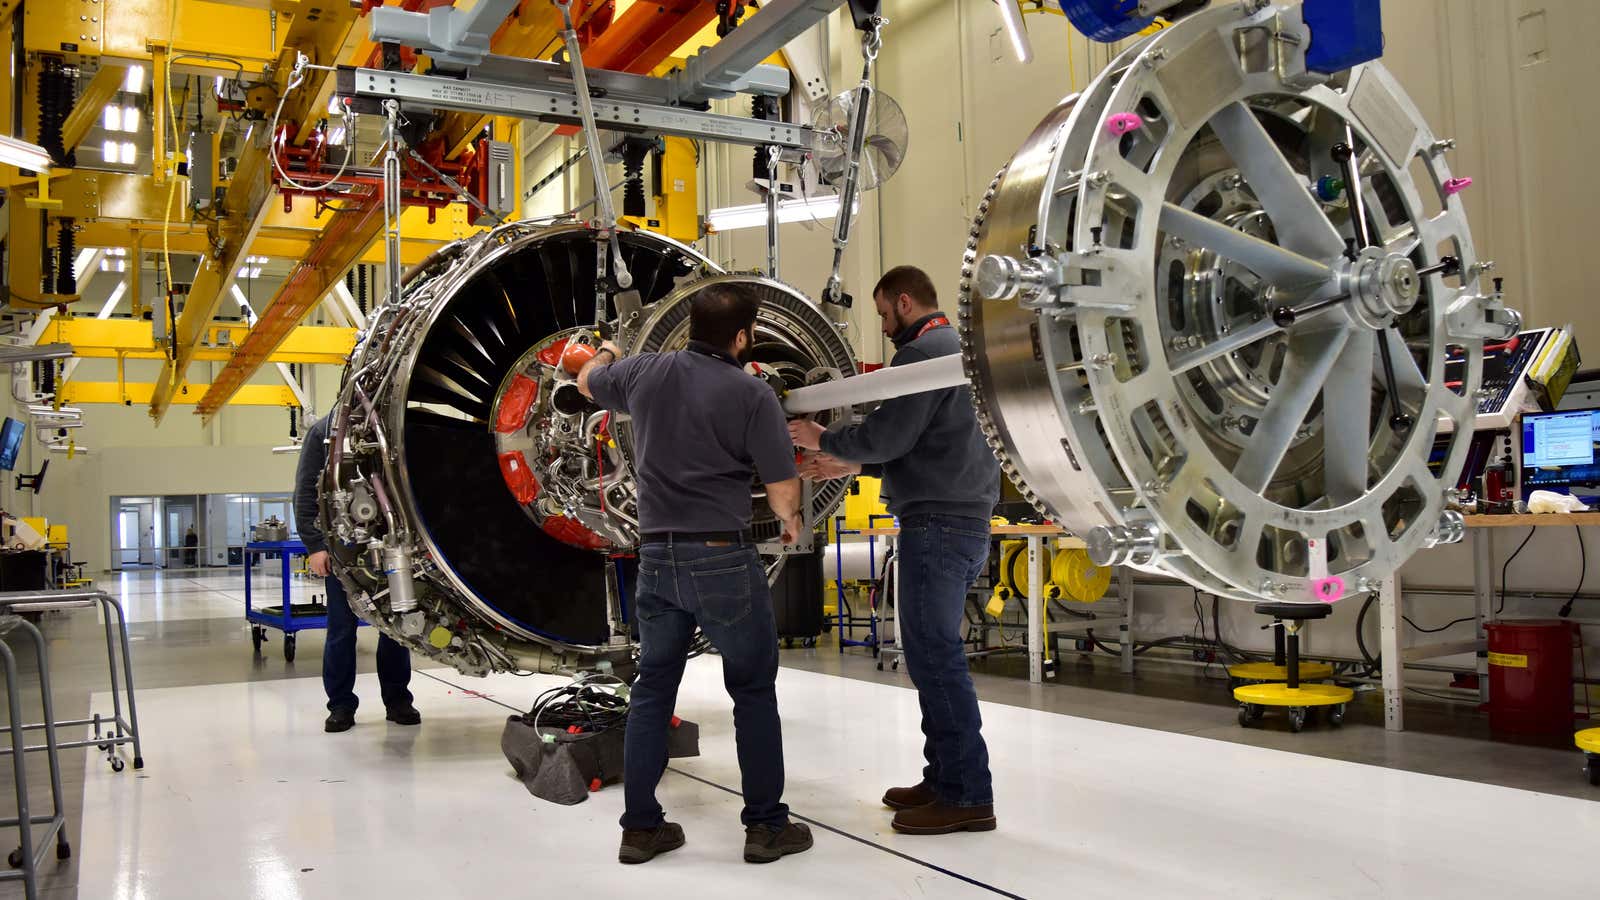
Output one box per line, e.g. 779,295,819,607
308,550,331,577
779,513,806,547
598,340,622,360
798,451,860,481
559,341,595,375
787,418,826,451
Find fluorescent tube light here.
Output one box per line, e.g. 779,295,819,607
706,195,855,232
0,135,52,171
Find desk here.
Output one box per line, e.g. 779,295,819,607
855,526,1128,683
1378,513,1600,732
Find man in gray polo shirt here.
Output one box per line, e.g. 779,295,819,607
790,265,1000,836
574,283,813,866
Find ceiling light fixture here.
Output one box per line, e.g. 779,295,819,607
0,135,52,171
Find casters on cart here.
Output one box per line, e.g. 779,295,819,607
110,756,125,773
284,634,297,663
251,625,265,655
1576,729,1600,785
56,841,70,860
1287,707,1307,733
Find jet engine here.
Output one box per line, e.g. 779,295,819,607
319,223,854,675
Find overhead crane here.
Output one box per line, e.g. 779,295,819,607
2,0,776,420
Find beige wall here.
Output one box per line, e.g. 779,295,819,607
3,354,305,571
1380,0,1600,351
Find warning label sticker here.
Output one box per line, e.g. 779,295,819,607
1488,652,1529,669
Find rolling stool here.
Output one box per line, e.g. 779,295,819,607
1233,602,1353,732
1226,611,1334,687
1577,729,1600,785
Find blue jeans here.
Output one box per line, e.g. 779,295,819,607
896,514,993,807
622,540,789,830
323,574,413,713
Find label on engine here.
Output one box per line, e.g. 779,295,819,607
1488,652,1529,669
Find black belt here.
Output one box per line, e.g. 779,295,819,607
640,530,753,544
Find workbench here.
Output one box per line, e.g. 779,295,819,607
1377,512,1600,732
853,525,1132,683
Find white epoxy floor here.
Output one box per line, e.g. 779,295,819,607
99,570,323,624
74,660,1597,899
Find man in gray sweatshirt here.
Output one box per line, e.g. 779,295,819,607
789,265,1000,835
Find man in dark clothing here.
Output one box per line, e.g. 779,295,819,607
789,265,1001,836
293,414,419,733
574,283,814,866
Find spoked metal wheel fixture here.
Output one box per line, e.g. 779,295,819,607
960,2,1518,605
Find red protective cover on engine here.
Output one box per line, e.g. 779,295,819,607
537,338,571,368
497,451,540,505
495,374,540,434
542,515,611,551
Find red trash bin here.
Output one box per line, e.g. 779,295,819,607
1485,619,1577,735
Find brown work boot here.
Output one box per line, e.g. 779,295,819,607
881,782,938,810
744,822,813,863
891,802,997,835
618,822,686,864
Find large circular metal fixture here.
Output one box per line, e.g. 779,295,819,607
621,273,856,545
960,3,1519,605
321,224,856,675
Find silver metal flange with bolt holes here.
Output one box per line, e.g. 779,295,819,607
960,2,1516,605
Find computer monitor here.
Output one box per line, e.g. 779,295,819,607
1520,407,1600,499
0,418,25,471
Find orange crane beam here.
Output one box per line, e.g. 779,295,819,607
194,2,589,420
147,0,361,423
195,191,385,420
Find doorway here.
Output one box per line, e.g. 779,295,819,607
110,497,158,570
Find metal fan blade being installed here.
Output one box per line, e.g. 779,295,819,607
812,87,908,191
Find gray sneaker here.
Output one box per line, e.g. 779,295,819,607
744,822,813,864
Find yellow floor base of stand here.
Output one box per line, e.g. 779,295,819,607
1233,683,1355,732
1578,729,1600,786
1227,661,1335,683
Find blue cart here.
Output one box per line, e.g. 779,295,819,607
243,540,361,662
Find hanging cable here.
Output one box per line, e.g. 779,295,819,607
267,53,357,193
1497,526,1537,615
1560,525,1585,618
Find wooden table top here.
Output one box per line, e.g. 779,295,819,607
1463,512,1600,528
